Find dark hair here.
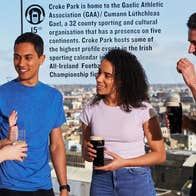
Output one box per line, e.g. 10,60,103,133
14,32,44,57
187,13,196,29
92,49,149,112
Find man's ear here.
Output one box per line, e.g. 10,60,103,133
39,54,45,65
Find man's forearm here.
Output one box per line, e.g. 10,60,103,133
189,83,196,101
50,144,67,185
50,127,68,195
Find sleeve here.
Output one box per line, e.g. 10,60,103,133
0,113,2,125
141,102,157,123
80,103,92,126
53,91,66,128
0,99,2,126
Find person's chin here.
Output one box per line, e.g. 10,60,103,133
96,90,105,95
18,76,28,81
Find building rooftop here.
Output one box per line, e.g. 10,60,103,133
183,154,196,167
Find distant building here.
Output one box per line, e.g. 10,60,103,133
72,101,82,110
188,134,196,151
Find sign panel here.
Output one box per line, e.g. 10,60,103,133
0,0,195,85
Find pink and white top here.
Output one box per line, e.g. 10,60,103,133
80,99,157,159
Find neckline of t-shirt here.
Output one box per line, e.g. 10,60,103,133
100,99,148,110
100,99,120,109
14,79,41,89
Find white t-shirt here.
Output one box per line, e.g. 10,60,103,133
80,99,157,159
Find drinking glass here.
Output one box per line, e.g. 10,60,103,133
14,129,26,145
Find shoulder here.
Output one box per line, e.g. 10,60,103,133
142,101,154,109
80,99,102,125
142,101,156,111
0,80,15,89
0,80,16,96
81,99,103,117
39,82,62,98
132,101,153,111
132,101,157,121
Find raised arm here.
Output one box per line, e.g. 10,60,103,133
0,111,18,148
177,58,196,100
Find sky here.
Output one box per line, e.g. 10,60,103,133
0,0,195,85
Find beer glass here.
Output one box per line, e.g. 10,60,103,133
167,102,182,134
90,136,104,166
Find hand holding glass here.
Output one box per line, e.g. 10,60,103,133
14,129,26,145
90,136,104,166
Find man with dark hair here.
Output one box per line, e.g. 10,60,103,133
177,13,196,99
177,13,196,196
0,32,69,196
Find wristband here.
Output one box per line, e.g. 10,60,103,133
59,184,70,192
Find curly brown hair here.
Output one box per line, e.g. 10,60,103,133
92,49,149,112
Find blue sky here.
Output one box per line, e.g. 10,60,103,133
0,0,195,85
